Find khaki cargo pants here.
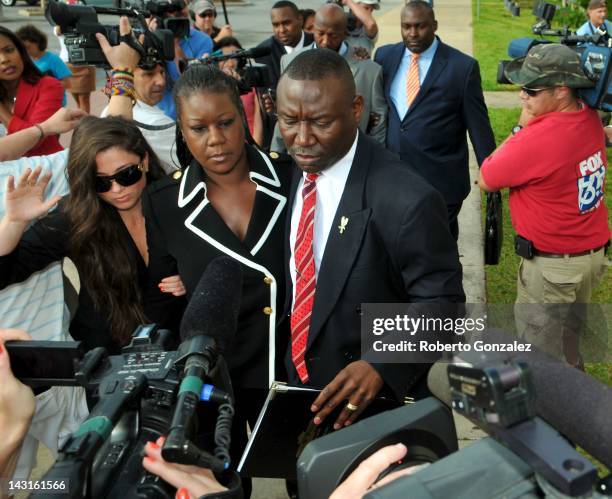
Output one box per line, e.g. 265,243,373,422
514,248,608,363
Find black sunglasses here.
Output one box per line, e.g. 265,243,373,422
95,163,144,193
521,86,552,97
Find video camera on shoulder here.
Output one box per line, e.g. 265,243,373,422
45,0,175,68
187,46,274,94
497,0,612,111
145,0,191,39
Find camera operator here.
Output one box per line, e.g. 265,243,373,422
149,0,213,120
0,329,34,482
478,44,610,366
99,26,179,173
214,36,264,146
341,0,379,60
190,0,233,50
576,0,612,37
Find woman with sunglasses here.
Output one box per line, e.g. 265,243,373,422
0,26,64,157
0,116,186,354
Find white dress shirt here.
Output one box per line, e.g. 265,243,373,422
284,31,306,54
289,131,359,308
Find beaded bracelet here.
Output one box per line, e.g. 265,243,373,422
103,68,137,104
33,123,45,143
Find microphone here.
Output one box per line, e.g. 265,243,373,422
206,46,271,63
162,256,243,470
427,329,612,468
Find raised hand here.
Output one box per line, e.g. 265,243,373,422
40,107,88,136
95,17,141,71
4,166,62,224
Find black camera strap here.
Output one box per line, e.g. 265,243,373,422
119,33,146,59
133,120,176,131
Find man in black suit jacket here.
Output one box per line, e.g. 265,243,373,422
255,0,315,90
374,1,495,239
276,49,465,430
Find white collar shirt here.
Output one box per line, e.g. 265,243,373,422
289,131,359,308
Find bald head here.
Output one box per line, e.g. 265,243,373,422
313,3,348,51
403,1,436,22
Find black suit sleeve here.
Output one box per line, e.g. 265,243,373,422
371,187,465,399
462,60,496,166
141,189,185,330
0,209,69,289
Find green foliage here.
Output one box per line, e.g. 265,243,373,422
554,3,587,29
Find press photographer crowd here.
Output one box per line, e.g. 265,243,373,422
0,0,611,497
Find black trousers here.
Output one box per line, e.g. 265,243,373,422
447,202,463,241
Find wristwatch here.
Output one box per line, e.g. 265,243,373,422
511,125,523,135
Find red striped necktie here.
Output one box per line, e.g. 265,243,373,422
291,173,318,383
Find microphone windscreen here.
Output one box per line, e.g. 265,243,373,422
427,329,612,468
179,256,243,351
243,46,272,59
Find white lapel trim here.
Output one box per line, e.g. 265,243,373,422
178,155,287,389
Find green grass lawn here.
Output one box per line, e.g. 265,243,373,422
473,0,554,90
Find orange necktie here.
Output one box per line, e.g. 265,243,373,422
406,53,420,108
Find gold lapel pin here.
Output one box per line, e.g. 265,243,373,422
338,216,349,234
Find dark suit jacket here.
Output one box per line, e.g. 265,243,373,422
374,39,495,205
255,32,314,89
143,145,292,389
283,133,465,401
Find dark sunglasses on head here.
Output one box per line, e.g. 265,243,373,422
521,86,551,97
95,163,144,193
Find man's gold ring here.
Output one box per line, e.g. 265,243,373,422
346,402,359,412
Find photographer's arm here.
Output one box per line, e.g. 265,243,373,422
0,108,86,162
0,329,34,482
342,0,378,38
96,17,141,120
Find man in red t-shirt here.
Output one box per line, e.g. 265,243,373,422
479,44,610,366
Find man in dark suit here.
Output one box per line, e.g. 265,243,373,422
270,3,387,151
374,0,495,240
276,48,465,430
255,1,314,150
255,0,315,90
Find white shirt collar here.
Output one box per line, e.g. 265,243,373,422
285,31,305,54
404,36,439,61
312,41,349,57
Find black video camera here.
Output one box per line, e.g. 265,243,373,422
145,0,191,39
45,0,174,68
189,46,273,94
497,1,612,111
6,324,234,499
299,359,608,499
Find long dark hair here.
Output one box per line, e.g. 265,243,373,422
65,116,164,345
0,26,42,102
173,63,255,169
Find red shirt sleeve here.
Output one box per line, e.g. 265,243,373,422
7,77,64,133
480,124,548,190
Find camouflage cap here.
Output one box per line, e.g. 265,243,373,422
504,43,595,89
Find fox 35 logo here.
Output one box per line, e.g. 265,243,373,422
577,151,606,213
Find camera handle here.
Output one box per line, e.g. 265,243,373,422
30,373,148,499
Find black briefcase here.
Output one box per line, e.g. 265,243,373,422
484,191,503,265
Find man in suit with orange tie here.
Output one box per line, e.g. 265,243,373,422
374,0,495,239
